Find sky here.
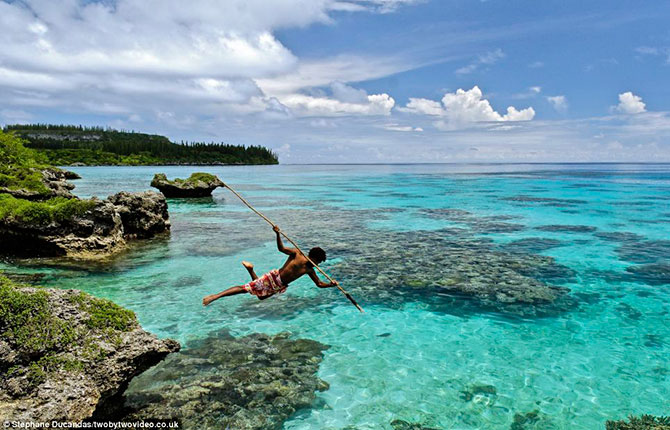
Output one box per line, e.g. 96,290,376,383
1,0,670,163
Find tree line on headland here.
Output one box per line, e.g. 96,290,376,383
3,124,279,166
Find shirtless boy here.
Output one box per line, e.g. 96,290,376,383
203,225,337,305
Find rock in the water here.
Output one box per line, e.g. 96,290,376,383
119,330,329,429
0,191,170,258
151,172,225,198
108,191,170,239
61,169,81,180
0,277,180,421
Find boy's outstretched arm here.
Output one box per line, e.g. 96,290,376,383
274,225,297,255
308,269,337,288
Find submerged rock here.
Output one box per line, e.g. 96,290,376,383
625,263,670,286
0,277,180,421
605,415,670,429
0,191,170,258
119,330,329,429
534,224,597,233
151,172,225,198
390,419,442,430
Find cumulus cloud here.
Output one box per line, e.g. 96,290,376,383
402,86,535,129
281,86,395,116
547,95,568,113
455,49,505,75
0,0,414,120
613,91,646,114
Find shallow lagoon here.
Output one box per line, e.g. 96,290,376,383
3,164,669,429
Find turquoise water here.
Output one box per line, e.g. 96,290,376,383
3,164,670,429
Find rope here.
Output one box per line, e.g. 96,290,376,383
223,183,364,313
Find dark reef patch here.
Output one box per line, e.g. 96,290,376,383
503,238,564,253
616,240,670,264
500,195,587,207
594,232,646,243
534,225,597,233
118,331,329,430
625,263,670,286
390,419,442,430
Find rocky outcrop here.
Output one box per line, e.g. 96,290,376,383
0,191,170,258
0,278,180,421
108,191,170,239
0,167,76,201
151,172,225,198
118,331,329,429
0,197,125,257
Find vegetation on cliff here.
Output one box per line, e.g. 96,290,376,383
4,124,279,166
0,275,180,421
0,130,50,196
0,275,136,385
0,193,97,225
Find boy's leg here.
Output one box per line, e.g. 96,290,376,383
203,285,246,306
242,261,258,280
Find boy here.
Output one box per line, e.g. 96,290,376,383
203,225,337,305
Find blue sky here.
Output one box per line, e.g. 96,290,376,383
1,0,669,162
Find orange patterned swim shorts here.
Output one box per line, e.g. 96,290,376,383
243,269,286,299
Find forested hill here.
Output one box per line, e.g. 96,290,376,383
3,124,278,166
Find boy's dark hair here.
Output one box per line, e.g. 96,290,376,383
308,247,326,263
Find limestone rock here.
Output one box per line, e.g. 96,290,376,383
0,198,125,257
108,191,170,239
0,283,180,422
150,172,225,198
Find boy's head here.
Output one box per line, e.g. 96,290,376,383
308,247,326,265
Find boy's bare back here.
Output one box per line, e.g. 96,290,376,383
273,225,334,288
277,252,312,284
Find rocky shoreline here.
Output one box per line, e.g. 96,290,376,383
0,277,180,421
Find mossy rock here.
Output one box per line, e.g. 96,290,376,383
0,275,180,421
150,172,225,198
0,193,97,226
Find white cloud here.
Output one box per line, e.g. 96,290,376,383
383,123,423,132
334,0,424,13
0,0,418,121
511,86,542,99
455,49,505,75
547,95,568,113
281,88,395,117
404,98,444,116
402,86,535,129
635,46,670,64
613,91,646,114
331,81,369,103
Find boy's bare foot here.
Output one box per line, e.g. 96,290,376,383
242,261,254,270
203,294,217,306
